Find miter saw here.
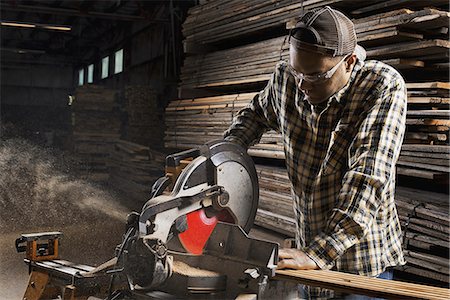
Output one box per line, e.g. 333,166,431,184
16,141,280,299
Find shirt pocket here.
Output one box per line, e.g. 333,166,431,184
322,123,354,176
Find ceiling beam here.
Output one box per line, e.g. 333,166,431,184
1,3,146,21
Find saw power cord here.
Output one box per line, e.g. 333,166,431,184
105,226,135,300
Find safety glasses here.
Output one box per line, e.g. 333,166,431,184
287,55,348,84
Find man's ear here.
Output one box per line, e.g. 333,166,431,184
345,54,357,71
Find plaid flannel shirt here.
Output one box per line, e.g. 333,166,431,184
224,55,407,277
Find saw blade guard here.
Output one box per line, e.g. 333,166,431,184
204,140,259,233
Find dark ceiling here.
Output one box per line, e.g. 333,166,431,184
0,0,191,64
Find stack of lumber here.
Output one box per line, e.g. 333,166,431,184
181,0,410,48
255,164,295,236
398,82,450,182
395,187,449,284
72,85,120,182
164,92,286,158
180,7,449,92
165,93,256,148
125,86,164,149
180,36,288,90
109,139,166,201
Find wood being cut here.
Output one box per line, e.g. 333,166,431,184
274,269,450,300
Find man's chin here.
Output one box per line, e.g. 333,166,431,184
304,95,327,105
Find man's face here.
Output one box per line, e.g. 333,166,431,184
289,47,352,105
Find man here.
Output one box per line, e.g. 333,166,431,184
224,6,406,299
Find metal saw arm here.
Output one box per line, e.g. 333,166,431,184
120,141,260,291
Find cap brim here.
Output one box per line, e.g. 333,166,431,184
290,36,336,56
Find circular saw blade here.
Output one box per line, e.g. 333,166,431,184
178,209,218,255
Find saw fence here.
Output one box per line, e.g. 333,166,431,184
164,0,450,288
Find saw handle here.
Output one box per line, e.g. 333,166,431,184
166,148,200,167
165,148,201,189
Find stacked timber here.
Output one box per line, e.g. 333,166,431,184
109,139,165,201
255,164,295,236
165,93,255,148
395,187,449,284
72,85,120,182
180,36,288,90
125,86,164,149
398,82,450,183
180,7,449,91
181,0,445,49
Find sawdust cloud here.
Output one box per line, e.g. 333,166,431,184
0,137,130,233
0,135,134,299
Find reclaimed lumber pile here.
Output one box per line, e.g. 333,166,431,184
180,7,449,93
109,139,165,201
180,36,288,90
182,0,345,49
125,86,164,149
255,164,295,236
399,82,450,182
395,186,449,284
165,93,256,148
72,85,120,182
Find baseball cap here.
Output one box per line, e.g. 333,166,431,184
290,6,357,57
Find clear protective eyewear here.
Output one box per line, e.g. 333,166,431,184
288,55,348,84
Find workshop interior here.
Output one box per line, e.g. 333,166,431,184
0,0,449,299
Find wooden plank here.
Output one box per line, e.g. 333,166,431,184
407,97,450,104
358,27,423,47
383,58,425,69
400,144,450,153
274,269,450,300
366,39,450,60
406,82,450,90
407,110,450,117
399,155,449,167
352,1,449,15
254,208,295,237
396,265,450,284
396,166,446,180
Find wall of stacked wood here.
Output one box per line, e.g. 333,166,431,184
124,86,165,149
165,0,449,286
71,85,166,204
72,85,121,182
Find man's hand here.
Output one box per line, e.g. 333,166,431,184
277,248,319,270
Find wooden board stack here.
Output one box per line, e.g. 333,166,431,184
180,36,288,90
165,93,256,148
166,0,450,286
181,0,423,49
72,85,120,182
109,139,166,202
395,186,449,284
125,86,164,149
255,164,296,236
